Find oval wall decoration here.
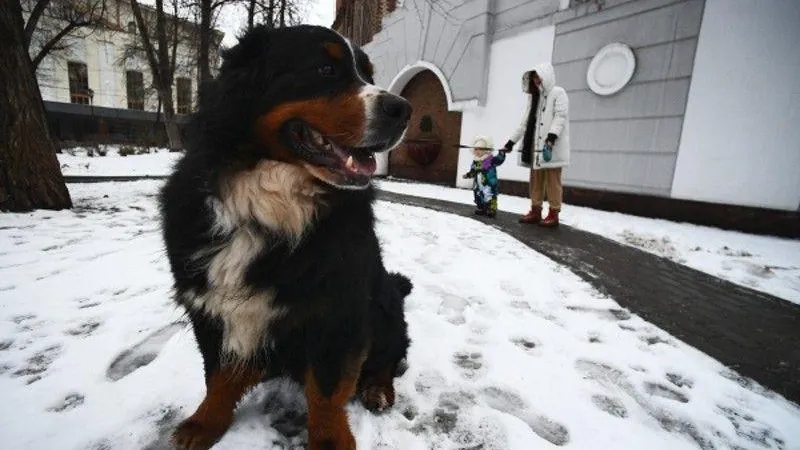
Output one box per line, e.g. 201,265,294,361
586,43,636,96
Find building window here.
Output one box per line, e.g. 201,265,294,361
126,70,145,110
127,21,137,34
68,62,90,104
176,77,191,114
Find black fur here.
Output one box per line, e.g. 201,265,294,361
159,24,411,411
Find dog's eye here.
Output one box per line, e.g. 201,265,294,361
318,65,336,77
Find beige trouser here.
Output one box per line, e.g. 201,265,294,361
529,167,563,211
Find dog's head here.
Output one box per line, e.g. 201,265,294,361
213,25,411,190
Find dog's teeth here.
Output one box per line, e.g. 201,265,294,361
310,130,323,145
346,156,355,170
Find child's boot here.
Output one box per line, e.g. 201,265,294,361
487,198,498,218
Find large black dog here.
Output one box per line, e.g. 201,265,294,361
159,25,413,450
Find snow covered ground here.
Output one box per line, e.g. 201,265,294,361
377,180,800,305
0,181,798,449
58,147,181,178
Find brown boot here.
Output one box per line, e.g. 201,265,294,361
540,209,560,227
519,206,542,224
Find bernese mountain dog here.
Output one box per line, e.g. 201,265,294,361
159,25,413,450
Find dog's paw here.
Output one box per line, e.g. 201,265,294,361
360,383,395,413
171,418,227,450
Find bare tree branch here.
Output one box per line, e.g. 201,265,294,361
31,19,83,68
26,0,110,69
130,0,162,83
23,0,52,49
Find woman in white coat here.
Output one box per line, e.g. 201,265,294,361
503,62,570,227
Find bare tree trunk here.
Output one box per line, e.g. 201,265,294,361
0,0,71,211
131,0,182,150
267,0,275,27
198,0,212,88
279,0,286,27
160,87,181,152
247,0,256,30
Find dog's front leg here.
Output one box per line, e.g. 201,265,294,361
172,365,264,450
304,350,366,450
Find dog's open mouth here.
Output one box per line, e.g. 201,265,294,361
285,121,386,188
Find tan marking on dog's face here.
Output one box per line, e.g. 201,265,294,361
254,93,367,187
324,42,344,60
255,90,367,151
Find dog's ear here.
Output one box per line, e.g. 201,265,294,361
354,46,375,84
221,25,271,73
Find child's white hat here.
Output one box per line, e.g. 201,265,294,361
472,135,493,150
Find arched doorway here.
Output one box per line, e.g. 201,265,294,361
389,70,462,184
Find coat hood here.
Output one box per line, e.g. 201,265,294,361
472,135,494,149
522,62,556,94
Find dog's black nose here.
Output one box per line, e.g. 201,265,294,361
379,94,412,122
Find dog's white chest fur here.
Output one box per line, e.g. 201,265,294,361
187,161,324,359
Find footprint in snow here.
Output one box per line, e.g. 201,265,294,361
453,351,484,379
480,386,526,411
499,281,524,298
666,373,694,389
719,369,775,399
48,393,85,412
12,345,62,384
119,405,182,450
106,322,185,382
35,269,63,281
395,393,418,421
128,285,160,298
643,382,690,403
411,390,511,450
65,320,101,337
511,337,538,353
717,405,786,449
414,369,447,395
587,333,602,343
510,300,532,312
591,394,628,418
261,380,309,440
576,359,717,449
640,334,675,347
78,302,101,310
0,339,13,351
435,291,469,325
10,313,37,325
480,386,570,446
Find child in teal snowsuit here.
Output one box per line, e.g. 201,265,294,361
462,136,510,218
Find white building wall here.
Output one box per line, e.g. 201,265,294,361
456,25,555,188
672,0,800,211
95,39,117,108
34,22,202,114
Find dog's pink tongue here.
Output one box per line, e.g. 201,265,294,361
354,156,377,175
